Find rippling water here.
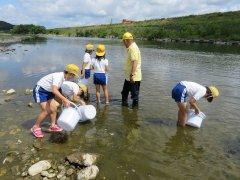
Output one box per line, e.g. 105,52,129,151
0,37,240,179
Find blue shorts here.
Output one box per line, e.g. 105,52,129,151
33,85,55,103
93,73,107,85
172,83,187,103
85,69,91,79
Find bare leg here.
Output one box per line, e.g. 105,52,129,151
177,102,187,127
102,85,109,103
32,102,51,128
49,99,59,126
95,85,101,102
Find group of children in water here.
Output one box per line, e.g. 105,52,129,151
31,32,220,138
31,44,109,138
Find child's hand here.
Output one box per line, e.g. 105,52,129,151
63,99,70,108
195,108,200,115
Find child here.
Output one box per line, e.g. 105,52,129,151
172,81,219,126
31,64,80,138
61,81,87,105
81,43,94,80
91,44,109,104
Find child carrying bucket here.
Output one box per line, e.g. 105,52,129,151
31,64,80,138
91,44,109,104
61,81,88,105
172,81,219,127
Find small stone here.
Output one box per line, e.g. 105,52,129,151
4,97,12,102
58,165,65,171
77,165,99,180
28,102,33,108
17,139,22,144
66,168,74,176
21,171,28,177
6,89,16,95
132,169,135,173
25,89,33,95
109,133,114,136
66,153,100,166
57,169,66,179
41,171,49,177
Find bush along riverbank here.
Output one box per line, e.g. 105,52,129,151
48,10,240,46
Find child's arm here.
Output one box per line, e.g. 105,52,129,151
72,95,86,105
189,97,200,114
52,85,70,107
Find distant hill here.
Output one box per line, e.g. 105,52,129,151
48,10,240,41
0,21,14,31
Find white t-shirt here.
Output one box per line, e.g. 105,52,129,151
180,81,206,101
37,72,64,92
61,81,79,99
83,53,92,69
91,58,108,73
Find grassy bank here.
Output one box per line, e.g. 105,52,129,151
48,11,240,42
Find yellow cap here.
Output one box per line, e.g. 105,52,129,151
78,83,87,93
65,64,80,77
96,44,105,56
86,43,94,51
209,86,219,98
122,32,133,40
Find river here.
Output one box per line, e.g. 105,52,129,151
0,37,239,179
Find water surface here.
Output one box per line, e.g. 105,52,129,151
0,37,240,179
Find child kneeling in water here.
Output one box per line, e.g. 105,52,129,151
31,64,80,138
91,44,109,104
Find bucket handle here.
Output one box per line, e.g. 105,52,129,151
70,102,81,109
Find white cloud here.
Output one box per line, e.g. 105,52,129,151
0,0,239,28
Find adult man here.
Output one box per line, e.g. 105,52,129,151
121,32,142,108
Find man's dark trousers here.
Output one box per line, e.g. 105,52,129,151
121,79,141,107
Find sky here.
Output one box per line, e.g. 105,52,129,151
0,0,239,28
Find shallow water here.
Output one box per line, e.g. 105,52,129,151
0,37,240,179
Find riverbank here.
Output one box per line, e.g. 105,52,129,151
0,33,47,52
48,10,240,45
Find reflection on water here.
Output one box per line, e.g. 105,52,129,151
0,37,240,179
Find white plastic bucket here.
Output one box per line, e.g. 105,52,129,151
77,105,96,122
186,110,206,128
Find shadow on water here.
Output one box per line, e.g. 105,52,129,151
146,118,176,127
163,127,204,160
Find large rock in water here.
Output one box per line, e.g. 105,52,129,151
28,160,51,176
66,153,99,166
77,165,99,180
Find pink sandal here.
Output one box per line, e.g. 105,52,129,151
31,127,44,138
48,124,63,132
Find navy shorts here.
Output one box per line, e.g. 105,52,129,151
172,83,187,103
93,73,107,85
85,69,91,79
33,85,55,103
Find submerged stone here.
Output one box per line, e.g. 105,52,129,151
28,102,33,108
77,165,99,180
49,132,68,144
66,153,100,167
25,89,33,95
6,89,16,95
